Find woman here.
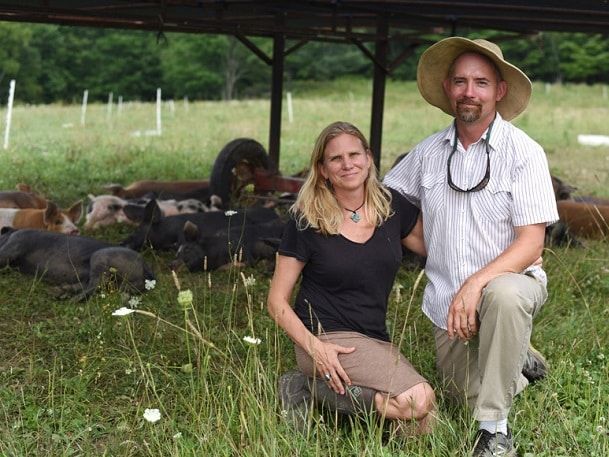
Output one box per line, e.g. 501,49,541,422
267,121,435,433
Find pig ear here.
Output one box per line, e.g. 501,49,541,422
1,226,16,235
67,200,83,223
183,221,200,242
16,183,31,192
142,199,162,224
209,194,223,209
43,201,60,224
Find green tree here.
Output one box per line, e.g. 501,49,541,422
558,33,609,83
160,34,226,100
0,23,42,102
285,41,369,81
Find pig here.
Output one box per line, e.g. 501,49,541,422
0,228,154,301
171,218,286,272
121,199,279,251
85,195,216,229
556,200,609,239
176,198,215,214
121,198,210,224
544,220,584,248
0,200,82,234
85,194,131,230
0,190,47,209
104,179,210,200
551,175,576,201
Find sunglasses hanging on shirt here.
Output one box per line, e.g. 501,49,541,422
447,119,495,193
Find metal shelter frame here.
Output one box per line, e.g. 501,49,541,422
0,1,608,168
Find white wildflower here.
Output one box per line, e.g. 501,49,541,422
596,425,606,434
177,289,193,310
242,273,256,287
243,336,261,345
173,432,182,439
143,408,161,423
144,279,156,290
597,353,605,360
128,296,142,308
112,307,135,316
224,210,238,216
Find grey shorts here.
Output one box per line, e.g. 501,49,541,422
294,331,428,397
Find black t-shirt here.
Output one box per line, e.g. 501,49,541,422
278,188,420,342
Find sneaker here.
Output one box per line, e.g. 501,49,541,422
308,378,376,416
472,428,517,457
522,344,548,383
278,370,312,432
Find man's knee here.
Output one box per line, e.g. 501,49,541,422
481,274,531,317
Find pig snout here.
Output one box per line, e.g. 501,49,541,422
62,223,80,235
57,226,79,235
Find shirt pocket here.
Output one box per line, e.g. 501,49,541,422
421,172,445,216
471,179,512,222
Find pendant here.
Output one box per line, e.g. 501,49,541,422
350,211,361,223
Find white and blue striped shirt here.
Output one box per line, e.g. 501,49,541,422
384,113,559,329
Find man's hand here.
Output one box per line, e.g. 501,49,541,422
447,279,484,341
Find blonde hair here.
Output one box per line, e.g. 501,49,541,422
291,121,393,235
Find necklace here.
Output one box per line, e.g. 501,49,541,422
344,201,365,223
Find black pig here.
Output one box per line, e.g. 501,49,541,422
121,200,278,251
0,228,154,301
172,218,285,272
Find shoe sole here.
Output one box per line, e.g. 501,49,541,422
523,344,549,383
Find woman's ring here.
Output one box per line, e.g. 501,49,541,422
324,373,331,381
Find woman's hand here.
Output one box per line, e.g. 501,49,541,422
309,338,355,394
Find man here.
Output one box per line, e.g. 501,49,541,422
384,37,558,456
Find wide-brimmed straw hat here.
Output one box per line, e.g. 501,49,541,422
417,37,532,121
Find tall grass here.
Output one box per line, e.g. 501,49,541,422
0,79,607,456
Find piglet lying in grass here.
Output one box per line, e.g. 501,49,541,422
0,228,154,301
121,200,278,251
171,218,285,272
85,194,221,230
0,200,82,234
0,186,47,209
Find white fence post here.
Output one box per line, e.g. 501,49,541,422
3,79,16,150
80,89,88,126
156,88,162,135
168,99,175,117
287,91,293,123
118,95,123,114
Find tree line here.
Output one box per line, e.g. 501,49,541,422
1,22,608,104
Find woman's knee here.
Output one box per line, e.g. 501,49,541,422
392,382,436,420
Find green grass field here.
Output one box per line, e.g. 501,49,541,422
0,79,607,456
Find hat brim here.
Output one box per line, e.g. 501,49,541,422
417,37,532,121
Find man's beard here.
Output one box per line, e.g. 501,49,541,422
456,99,481,123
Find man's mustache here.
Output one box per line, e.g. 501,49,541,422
457,97,481,107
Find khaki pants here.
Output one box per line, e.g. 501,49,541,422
433,273,547,421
